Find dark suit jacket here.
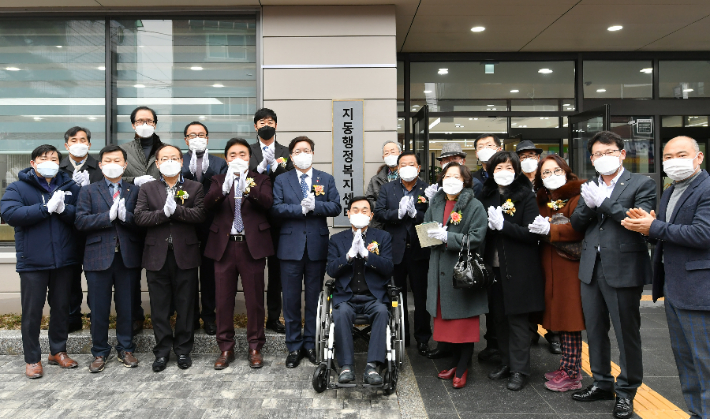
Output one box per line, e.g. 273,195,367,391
650,170,710,310
134,178,205,271
270,168,341,261
59,154,104,184
181,151,228,240
326,228,394,307
571,170,656,288
472,167,488,186
374,178,430,265
75,180,143,271
203,171,274,261
248,140,294,181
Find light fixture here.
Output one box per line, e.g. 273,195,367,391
33,117,43,121
56,46,62,48
198,116,206,120
397,125,401,129
5,67,20,71
492,108,496,111
398,118,404,121
522,125,527,127
423,90,432,94
597,88,606,93
470,26,485,32
563,103,570,107
98,66,106,71
429,118,441,130
484,64,495,74
413,105,420,108
607,25,623,31
134,84,145,88
468,118,473,120
190,66,203,71
510,89,519,93
212,83,224,88
486,108,491,111
88,117,97,120
438,68,448,75
474,118,478,120
683,88,694,92
640,68,653,74
538,68,553,74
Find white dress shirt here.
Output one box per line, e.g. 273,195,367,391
598,167,625,199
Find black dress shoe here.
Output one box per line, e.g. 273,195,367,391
427,348,452,359
613,397,633,419
266,320,286,334
488,365,510,380
203,321,217,336
152,356,168,372
572,385,616,402
507,372,528,391
304,348,317,365
285,350,304,368
477,346,501,363
177,354,192,369
417,342,429,357
549,341,562,354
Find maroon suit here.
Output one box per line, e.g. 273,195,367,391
204,171,274,352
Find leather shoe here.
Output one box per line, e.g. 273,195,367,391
152,356,168,372
177,354,192,369
117,351,138,368
214,351,235,370
25,361,43,379
417,342,429,357
478,346,501,363
248,349,263,368
304,348,317,365
48,352,78,368
132,319,144,335
203,321,217,336
89,356,106,373
266,320,286,334
437,367,456,380
549,341,562,354
488,365,510,380
613,397,634,419
427,348,452,359
452,370,468,389
507,372,528,391
285,350,304,368
572,385,616,402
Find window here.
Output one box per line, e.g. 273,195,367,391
583,61,653,99
660,61,710,98
610,116,655,173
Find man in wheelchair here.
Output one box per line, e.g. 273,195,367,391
326,196,394,385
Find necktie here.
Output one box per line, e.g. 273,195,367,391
263,146,271,174
232,183,244,233
111,184,120,200
300,173,308,199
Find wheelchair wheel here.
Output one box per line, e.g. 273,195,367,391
312,364,329,393
315,291,327,363
395,292,406,367
383,367,398,395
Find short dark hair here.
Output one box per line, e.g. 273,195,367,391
397,151,421,166
98,145,127,162
534,154,579,191
64,126,92,143
130,106,158,124
588,131,624,154
486,151,521,178
474,134,501,149
347,195,372,212
183,121,209,137
224,138,252,157
155,144,182,160
31,144,62,161
439,162,473,189
289,136,315,154
254,108,277,124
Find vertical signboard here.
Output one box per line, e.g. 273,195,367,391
332,100,364,227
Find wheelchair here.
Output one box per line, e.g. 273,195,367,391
311,278,405,394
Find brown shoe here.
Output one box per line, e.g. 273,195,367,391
47,352,78,369
89,356,106,373
25,361,43,379
214,351,235,370
248,349,263,369
117,351,139,368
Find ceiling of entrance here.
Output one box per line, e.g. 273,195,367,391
2,0,710,53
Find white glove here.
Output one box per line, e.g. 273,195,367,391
347,231,362,259
189,151,197,175
301,192,316,215
72,170,90,187
427,223,448,243
117,198,127,222
190,150,210,175
424,184,441,200
397,196,410,219
134,175,156,187
358,235,369,258
407,196,417,218
222,173,235,196
163,193,177,217
236,171,248,194
528,215,550,235
258,147,275,173
109,195,120,221
487,206,504,231
46,190,66,214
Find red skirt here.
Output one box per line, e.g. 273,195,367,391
432,293,480,344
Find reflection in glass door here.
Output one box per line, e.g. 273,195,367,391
568,105,610,179
412,105,430,183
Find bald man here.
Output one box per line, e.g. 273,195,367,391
623,136,710,419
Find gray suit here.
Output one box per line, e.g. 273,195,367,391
571,169,656,399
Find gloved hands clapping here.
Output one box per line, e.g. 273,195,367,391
407,196,417,218
109,195,120,221
426,223,448,243
528,215,550,235
487,206,504,231
72,170,90,187
163,192,177,217
46,190,66,214
301,192,316,215
222,173,235,196
348,230,363,260
397,196,412,219
134,175,156,187
258,147,276,173
580,182,604,209
358,235,369,258
117,198,127,222
424,184,440,200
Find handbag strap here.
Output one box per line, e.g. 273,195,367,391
457,234,471,260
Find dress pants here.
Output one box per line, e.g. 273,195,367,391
393,248,431,344
333,294,388,366
484,292,499,349
214,240,266,352
68,264,84,326
20,266,74,364
280,254,326,352
581,257,643,399
86,253,137,358
490,268,532,376
132,273,145,322
146,249,198,357
266,227,283,322
194,240,216,325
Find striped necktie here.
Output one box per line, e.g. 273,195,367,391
111,184,120,200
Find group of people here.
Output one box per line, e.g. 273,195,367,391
1,104,708,419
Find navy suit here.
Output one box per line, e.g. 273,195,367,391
327,228,393,366
271,168,341,352
75,180,143,357
649,170,710,418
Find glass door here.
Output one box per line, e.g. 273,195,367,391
412,105,430,183
568,105,610,179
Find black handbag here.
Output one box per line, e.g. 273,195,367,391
452,235,495,290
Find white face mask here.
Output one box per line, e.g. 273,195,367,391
521,158,538,174
663,156,697,182
593,155,622,176
36,161,59,178
292,153,313,170
398,165,419,182
493,170,515,187
135,123,155,139
476,148,497,163
101,163,125,179
442,177,464,195
542,174,567,191
188,138,207,152
158,160,181,177
68,143,89,158
350,213,371,229
229,158,249,174
384,154,399,167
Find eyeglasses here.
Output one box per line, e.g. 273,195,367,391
186,133,207,139
292,149,312,155
541,168,565,178
591,150,620,159
477,145,498,151
135,119,155,125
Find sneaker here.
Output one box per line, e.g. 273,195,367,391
544,369,564,381
544,370,583,392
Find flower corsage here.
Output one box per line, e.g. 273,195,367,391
175,190,189,204
449,210,463,225
547,199,568,211
502,199,516,216
313,184,325,196
244,177,257,194
367,241,380,255
417,195,426,204
276,157,287,168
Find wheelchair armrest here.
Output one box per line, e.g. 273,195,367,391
324,278,335,292
386,281,401,301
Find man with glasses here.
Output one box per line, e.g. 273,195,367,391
248,108,294,334
516,140,543,189
571,131,655,419
180,121,228,336
472,134,503,184
271,136,341,368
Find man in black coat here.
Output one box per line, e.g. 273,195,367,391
471,134,502,185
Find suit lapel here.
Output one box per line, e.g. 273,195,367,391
313,169,323,199
99,181,114,207
659,185,673,222
608,170,631,203
669,174,705,223
289,170,305,199
121,182,133,201
275,141,289,159
252,142,264,163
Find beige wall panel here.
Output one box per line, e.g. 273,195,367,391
262,100,332,132
364,131,397,164
264,68,397,100
364,162,385,188
0,0,100,5
263,37,396,66
262,5,395,37
274,131,332,164
364,100,398,132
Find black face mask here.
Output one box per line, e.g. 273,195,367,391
257,125,276,141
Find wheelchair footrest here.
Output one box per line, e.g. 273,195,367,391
331,383,358,388
361,383,385,389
